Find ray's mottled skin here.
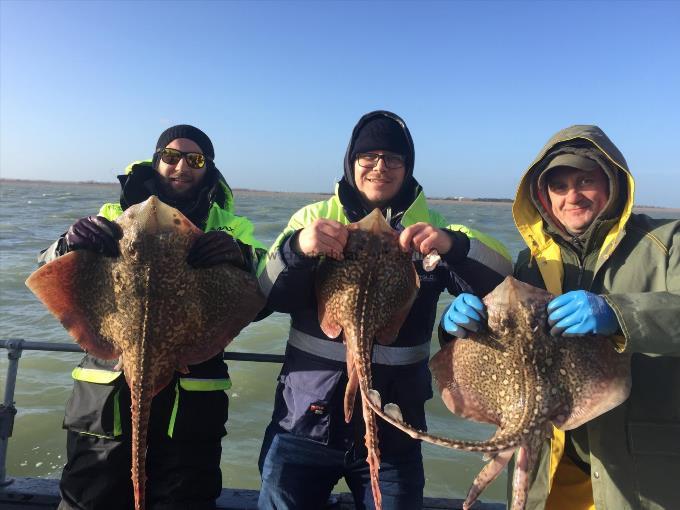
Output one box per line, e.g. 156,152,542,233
26,196,265,510
361,277,631,510
315,209,419,510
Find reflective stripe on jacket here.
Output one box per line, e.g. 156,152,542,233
68,355,231,439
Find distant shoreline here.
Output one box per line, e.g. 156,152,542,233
2,178,678,212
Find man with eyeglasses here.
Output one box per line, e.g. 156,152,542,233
39,124,266,510
440,125,680,510
256,110,513,509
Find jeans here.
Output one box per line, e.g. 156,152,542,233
258,426,424,510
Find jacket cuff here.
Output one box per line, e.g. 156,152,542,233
38,235,68,266
441,230,470,265
234,239,254,272
437,322,457,349
280,231,318,270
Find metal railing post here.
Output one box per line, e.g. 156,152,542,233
0,338,23,487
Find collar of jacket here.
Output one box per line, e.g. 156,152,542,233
117,160,235,226
512,127,635,294
335,176,430,227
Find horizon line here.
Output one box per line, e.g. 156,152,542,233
1,178,677,211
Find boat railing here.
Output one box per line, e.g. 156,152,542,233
0,339,508,510
0,338,284,488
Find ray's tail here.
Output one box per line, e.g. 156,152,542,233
130,366,151,510
363,393,535,454
356,342,382,510
353,260,383,510
129,267,153,510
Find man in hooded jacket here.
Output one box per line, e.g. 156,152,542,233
256,110,513,509
39,124,266,510
441,125,680,510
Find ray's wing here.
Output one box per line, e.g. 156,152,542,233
174,264,266,366
318,298,343,339
553,337,632,430
316,260,344,340
26,251,119,360
429,341,503,425
375,264,419,345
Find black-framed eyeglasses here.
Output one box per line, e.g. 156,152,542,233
356,152,405,170
157,148,209,169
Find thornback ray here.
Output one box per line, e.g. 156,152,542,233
315,208,419,510
360,276,631,510
25,196,265,510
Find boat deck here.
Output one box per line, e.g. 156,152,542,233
0,477,506,509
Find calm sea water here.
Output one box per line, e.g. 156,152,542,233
1,180,678,502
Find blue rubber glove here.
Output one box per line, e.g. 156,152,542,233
547,290,619,337
441,293,486,339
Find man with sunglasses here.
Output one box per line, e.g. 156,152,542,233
40,124,266,510
256,110,513,509
440,125,680,510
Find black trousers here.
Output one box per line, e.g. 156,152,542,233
58,356,229,510
58,430,223,510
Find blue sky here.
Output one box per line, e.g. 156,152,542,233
1,0,678,207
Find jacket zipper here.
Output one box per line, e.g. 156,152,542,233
569,236,586,289
576,256,585,288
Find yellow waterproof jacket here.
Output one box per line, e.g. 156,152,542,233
511,125,680,510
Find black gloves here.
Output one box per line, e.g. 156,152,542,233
65,216,121,257
65,218,245,269
187,230,246,269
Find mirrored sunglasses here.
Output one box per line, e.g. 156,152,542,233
157,148,208,169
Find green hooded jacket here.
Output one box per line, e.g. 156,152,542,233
512,125,680,510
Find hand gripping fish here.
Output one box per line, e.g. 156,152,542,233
359,276,631,509
26,196,265,510
315,209,419,510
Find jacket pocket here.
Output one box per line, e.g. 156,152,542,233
167,359,231,441
273,348,343,445
64,356,124,439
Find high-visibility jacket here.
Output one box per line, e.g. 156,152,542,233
258,178,512,454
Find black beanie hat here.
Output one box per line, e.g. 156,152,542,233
153,125,214,168
350,117,410,161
